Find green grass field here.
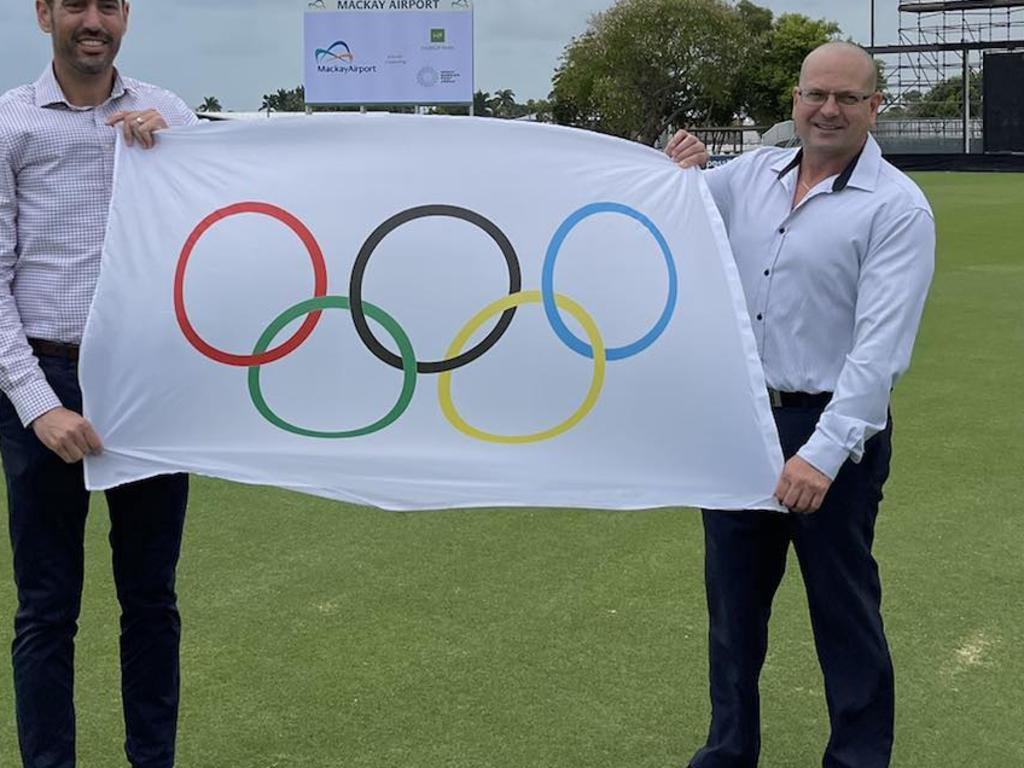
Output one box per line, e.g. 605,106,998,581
1,172,1021,767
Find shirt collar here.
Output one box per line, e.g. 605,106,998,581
770,134,882,194
33,64,131,109
771,147,803,180
844,134,882,192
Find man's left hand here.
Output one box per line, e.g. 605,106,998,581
665,129,709,169
107,109,169,149
774,456,832,514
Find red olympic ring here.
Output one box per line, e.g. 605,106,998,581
174,202,329,366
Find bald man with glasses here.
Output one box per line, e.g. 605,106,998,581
667,42,935,768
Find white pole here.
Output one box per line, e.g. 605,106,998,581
963,48,971,154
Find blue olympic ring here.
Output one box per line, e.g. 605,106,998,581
541,202,678,361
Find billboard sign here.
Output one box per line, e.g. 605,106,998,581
304,2,474,106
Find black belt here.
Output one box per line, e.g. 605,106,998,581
28,338,80,362
767,388,832,409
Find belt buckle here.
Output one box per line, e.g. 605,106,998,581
768,388,783,408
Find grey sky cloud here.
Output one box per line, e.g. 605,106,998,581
0,1,901,110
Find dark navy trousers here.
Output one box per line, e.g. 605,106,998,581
1,353,188,768
691,403,895,768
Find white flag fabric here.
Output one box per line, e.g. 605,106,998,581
82,115,784,511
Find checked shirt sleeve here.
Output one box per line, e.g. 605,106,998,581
156,89,200,129
0,132,62,426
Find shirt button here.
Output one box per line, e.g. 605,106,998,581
763,269,770,276
778,227,785,234
756,313,764,321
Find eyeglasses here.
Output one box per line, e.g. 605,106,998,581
797,89,875,107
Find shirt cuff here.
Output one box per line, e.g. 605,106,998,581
797,429,853,481
8,378,62,428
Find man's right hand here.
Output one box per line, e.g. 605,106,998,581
31,407,103,463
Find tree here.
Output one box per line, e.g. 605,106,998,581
880,70,982,120
197,96,222,113
736,11,841,125
259,86,306,113
907,72,982,118
737,0,772,37
433,91,496,116
472,90,494,117
434,90,553,120
547,0,848,143
490,88,517,118
521,98,554,122
551,0,756,145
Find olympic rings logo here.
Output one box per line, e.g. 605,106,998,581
174,201,678,444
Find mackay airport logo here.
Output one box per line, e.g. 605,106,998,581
316,40,354,64
314,40,377,74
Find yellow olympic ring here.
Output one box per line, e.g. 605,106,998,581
438,290,606,444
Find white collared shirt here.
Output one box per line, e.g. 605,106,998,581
0,66,197,425
704,135,935,479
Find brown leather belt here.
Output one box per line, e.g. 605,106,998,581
28,338,80,362
767,388,832,409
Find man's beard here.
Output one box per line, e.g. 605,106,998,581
60,33,119,76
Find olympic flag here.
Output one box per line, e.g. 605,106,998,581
82,115,785,511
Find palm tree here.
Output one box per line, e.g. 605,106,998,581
197,96,222,113
490,88,517,118
472,90,493,117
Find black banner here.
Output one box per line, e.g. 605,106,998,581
984,52,1024,154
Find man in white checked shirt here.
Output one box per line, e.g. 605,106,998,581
0,2,197,766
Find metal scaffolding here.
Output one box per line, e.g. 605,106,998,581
869,0,1024,153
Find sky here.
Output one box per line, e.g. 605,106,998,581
0,1,904,111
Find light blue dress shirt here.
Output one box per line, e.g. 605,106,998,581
704,135,935,479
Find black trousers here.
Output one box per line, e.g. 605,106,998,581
1,353,188,768
691,404,894,768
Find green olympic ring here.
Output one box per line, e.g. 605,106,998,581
247,295,417,438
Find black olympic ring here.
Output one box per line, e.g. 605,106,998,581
349,205,522,374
